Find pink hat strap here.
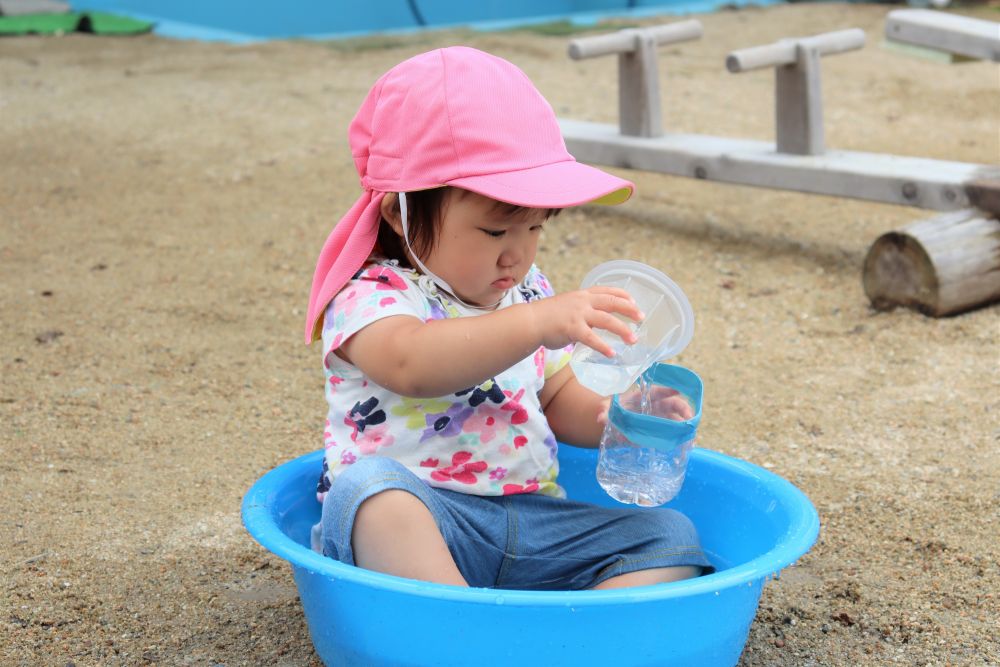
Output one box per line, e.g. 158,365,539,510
304,190,384,343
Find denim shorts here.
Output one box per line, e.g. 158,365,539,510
312,456,713,590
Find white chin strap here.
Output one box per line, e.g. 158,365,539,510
398,192,506,311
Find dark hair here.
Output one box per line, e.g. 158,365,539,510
376,188,445,268
376,187,560,268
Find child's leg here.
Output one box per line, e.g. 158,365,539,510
491,493,713,591
352,489,468,586
318,457,509,587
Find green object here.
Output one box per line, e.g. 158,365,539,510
78,11,152,35
0,11,76,33
0,11,152,35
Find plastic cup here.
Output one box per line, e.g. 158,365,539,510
597,363,703,506
569,260,694,396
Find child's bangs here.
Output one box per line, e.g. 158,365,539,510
488,198,561,221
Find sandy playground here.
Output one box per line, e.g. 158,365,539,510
1,2,998,665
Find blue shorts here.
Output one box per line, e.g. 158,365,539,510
313,456,713,590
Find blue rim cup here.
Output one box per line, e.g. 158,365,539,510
243,444,819,667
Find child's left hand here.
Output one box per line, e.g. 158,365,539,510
595,386,694,424
596,396,612,426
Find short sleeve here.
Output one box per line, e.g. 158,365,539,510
321,264,426,358
521,266,572,381
520,264,555,300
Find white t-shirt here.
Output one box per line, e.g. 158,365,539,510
316,259,572,502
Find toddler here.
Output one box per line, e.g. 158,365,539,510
305,46,711,590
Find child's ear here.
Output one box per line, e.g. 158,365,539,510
380,193,404,236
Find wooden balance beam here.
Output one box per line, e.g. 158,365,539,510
561,22,1000,316
560,23,1000,211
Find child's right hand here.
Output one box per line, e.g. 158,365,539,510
529,287,643,357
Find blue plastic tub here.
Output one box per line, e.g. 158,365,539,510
242,445,819,666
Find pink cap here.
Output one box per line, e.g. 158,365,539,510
305,46,634,343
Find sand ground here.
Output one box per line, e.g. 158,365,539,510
1,3,998,665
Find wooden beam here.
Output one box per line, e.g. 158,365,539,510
568,21,703,60
965,179,1000,217
862,210,1000,316
560,118,999,211
885,9,1000,62
725,29,866,72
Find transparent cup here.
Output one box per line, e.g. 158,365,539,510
597,363,703,507
569,260,694,397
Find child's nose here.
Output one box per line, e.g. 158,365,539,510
499,230,535,268
499,246,521,268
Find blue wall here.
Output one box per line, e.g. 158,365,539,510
69,0,759,41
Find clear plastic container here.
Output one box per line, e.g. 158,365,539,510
596,364,703,507
570,260,694,397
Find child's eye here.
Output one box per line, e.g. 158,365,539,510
530,225,544,232
481,229,506,238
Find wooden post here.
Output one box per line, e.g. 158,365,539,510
726,29,866,156
619,33,663,138
568,20,703,138
775,44,824,155
862,209,1000,316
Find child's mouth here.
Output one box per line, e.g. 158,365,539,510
491,277,514,289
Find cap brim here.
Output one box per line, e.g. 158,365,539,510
447,160,633,208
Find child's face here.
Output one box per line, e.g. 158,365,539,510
421,189,546,306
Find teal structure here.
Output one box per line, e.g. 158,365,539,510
67,0,773,42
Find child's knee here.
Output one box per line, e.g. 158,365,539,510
351,489,444,568
319,456,423,559
355,488,431,533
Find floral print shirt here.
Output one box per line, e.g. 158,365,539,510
316,259,572,502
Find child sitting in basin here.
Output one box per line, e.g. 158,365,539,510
304,46,711,590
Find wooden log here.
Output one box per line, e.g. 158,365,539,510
862,209,1000,316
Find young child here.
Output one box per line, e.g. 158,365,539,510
305,46,712,590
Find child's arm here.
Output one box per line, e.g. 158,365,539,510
538,364,608,447
338,287,641,397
